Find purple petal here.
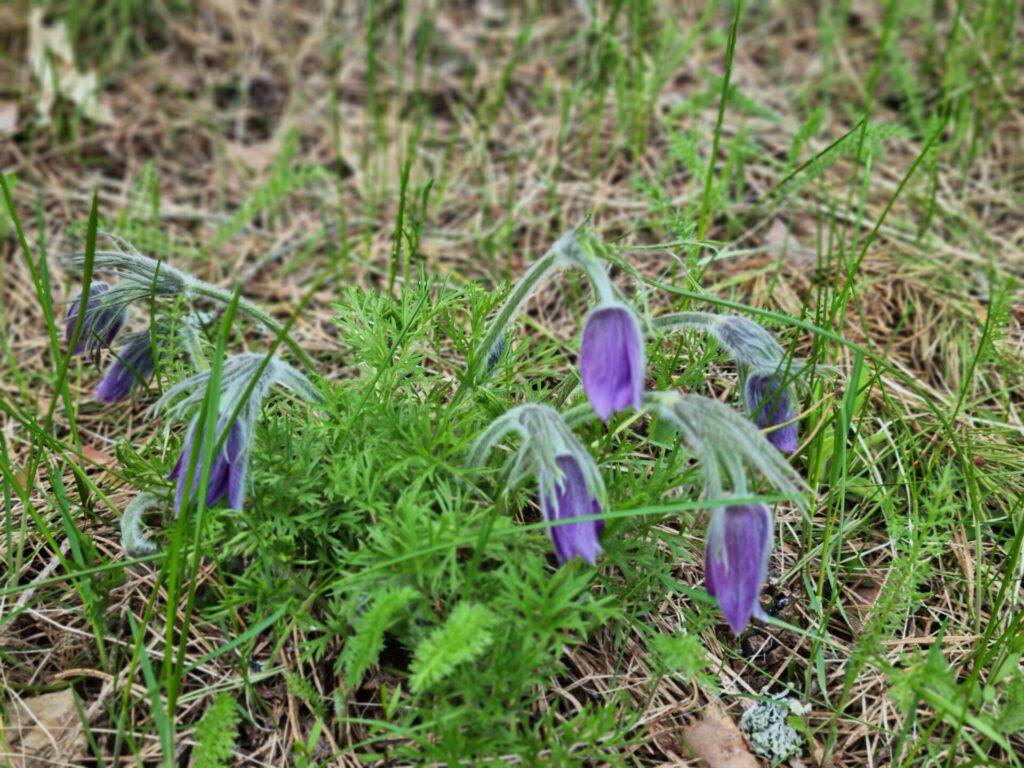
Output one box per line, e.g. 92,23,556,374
168,451,184,481
580,304,645,422
95,359,135,403
172,424,197,516
65,282,127,356
541,456,604,565
745,373,798,453
705,504,772,634
203,453,230,507
225,422,247,510
66,282,110,354
95,331,157,402
173,419,250,515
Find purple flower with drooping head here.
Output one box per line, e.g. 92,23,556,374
169,418,247,516
65,281,127,355
540,455,605,565
96,327,159,403
653,314,810,453
705,503,772,634
470,403,608,566
580,302,645,422
153,354,322,516
745,372,798,453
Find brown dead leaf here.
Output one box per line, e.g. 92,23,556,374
1,688,87,767
683,703,761,768
80,444,119,469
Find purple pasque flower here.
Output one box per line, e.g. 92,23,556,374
65,281,127,355
705,503,772,634
580,302,645,422
745,372,798,453
469,403,608,566
154,354,322,515
540,455,605,565
96,327,159,403
169,417,247,516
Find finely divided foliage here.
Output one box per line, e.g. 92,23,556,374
69,228,803,638
57,225,806,761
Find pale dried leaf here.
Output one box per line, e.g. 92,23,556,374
0,101,18,135
683,703,760,768
1,688,87,766
27,8,115,126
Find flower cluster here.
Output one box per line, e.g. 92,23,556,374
66,227,813,637
470,228,811,633
65,237,320,552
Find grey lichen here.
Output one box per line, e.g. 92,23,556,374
738,693,809,764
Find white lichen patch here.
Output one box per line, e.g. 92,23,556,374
738,693,808,764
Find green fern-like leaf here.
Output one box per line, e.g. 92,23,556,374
409,602,498,694
340,585,421,689
191,693,239,768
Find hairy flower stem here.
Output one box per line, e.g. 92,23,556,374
651,311,721,333
468,227,583,384
569,239,615,305
187,281,318,374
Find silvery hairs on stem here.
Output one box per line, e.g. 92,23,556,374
120,492,162,557
469,225,636,382
70,234,191,309
470,404,605,500
70,233,318,372
654,312,811,453
644,391,808,509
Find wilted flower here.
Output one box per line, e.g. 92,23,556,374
705,503,772,634
96,327,158,402
745,372,798,453
153,353,322,514
580,302,645,422
470,403,606,565
65,281,127,355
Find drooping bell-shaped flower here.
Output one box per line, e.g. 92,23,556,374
96,327,158,402
65,282,127,355
745,372,798,453
705,503,772,634
169,418,247,516
580,302,645,422
652,313,808,453
470,403,607,566
153,353,322,515
540,455,604,565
